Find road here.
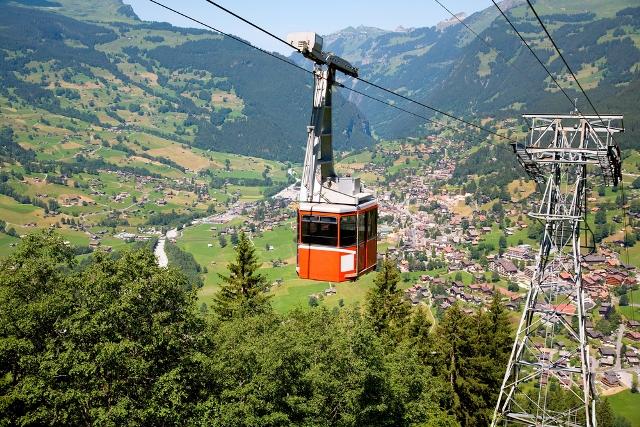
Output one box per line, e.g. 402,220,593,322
615,323,625,370
154,228,177,268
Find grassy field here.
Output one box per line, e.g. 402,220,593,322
607,389,640,426
619,305,640,320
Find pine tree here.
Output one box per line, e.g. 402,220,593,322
366,258,410,339
407,305,434,360
213,231,271,319
596,398,614,427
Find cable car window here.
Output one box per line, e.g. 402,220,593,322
340,215,357,247
358,214,366,244
367,209,377,241
301,215,338,246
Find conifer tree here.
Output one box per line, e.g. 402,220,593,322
213,231,271,319
596,398,615,427
366,258,410,338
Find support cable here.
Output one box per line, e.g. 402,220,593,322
149,0,517,147
431,0,528,77
490,0,579,113
525,0,632,319
200,0,520,145
148,0,311,76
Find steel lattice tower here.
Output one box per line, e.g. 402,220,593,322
492,114,624,427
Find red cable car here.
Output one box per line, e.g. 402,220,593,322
297,195,378,282
287,32,377,282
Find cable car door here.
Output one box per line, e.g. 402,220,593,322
357,213,366,272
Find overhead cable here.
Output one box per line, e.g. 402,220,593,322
200,0,520,144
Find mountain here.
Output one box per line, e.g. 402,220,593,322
0,0,373,162
322,0,640,149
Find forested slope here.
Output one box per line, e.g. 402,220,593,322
324,1,640,149
0,0,373,161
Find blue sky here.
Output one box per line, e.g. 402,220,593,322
123,0,493,54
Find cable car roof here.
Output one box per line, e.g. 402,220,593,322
299,200,377,213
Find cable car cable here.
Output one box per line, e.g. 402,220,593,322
490,0,579,114
336,83,515,155
148,0,312,76
524,1,630,294
199,0,521,145
148,0,520,153
203,0,295,53
431,0,532,81
148,0,477,140
525,0,621,147
349,75,518,144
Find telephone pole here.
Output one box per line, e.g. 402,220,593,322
492,114,624,426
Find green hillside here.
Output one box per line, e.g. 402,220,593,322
0,0,373,162
324,1,640,148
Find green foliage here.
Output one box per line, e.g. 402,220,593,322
366,259,411,338
0,230,203,425
0,231,523,425
619,293,629,306
428,294,512,426
165,240,204,290
213,231,271,320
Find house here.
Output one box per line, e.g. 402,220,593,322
583,254,606,264
601,372,620,387
505,245,533,261
586,328,603,339
625,350,640,366
599,346,616,358
625,331,640,341
599,303,612,317
506,301,519,311
552,303,576,316
492,258,518,277
559,271,573,281
605,273,626,287
627,320,640,329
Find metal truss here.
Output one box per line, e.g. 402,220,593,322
492,114,623,427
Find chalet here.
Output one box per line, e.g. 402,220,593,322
480,284,494,294
625,331,640,341
449,284,465,299
552,303,576,316
599,346,616,358
506,301,519,311
599,303,612,317
605,274,626,287
587,328,604,340
583,253,606,264
601,371,620,387
600,356,615,366
492,258,518,277
627,320,640,329
505,245,533,261
559,271,573,281
522,266,536,280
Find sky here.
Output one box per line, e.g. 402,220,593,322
123,0,493,54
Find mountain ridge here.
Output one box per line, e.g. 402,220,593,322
0,0,374,162
321,0,640,148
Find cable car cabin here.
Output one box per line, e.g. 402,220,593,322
297,200,377,282
287,31,376,282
